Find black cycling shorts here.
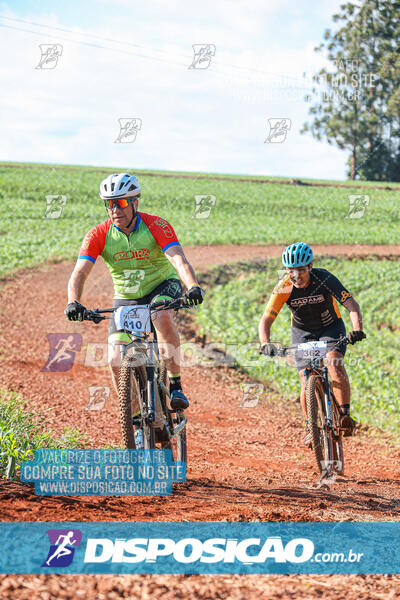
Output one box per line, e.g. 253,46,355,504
108,278,183,341
291,318,347,370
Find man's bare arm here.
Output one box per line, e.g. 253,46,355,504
343,297,363,331
258,312,275,345
164,246,199,290
67,259,94,303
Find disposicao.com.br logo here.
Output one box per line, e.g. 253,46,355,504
39,530,364,572
42,529,82,567
83,536,314,564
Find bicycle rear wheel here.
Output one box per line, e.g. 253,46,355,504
156,362,173,452
159,362,187,463
118,356,145,449
306,374,334,476
331,394,344,475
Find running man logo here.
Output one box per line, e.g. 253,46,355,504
44,195,67,219
86,386,110,411
191,195,216,219
122,269,146,294
320,460,343,485
35,44,63,69
41,334,82,372
264,118,291,143
345,195,370,219
114,118,142,143
240,383,264,408
42,529,82,568
188,44,216,69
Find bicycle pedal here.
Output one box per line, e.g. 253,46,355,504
342,429,353,438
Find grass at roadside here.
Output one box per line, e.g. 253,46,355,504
195,257,400,435
0,390,88,480
1,162,399,278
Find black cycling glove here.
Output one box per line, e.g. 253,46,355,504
347,330,366,345
65,301,86,322
184,285,205,306
259,342,277,357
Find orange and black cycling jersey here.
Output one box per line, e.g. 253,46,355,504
264,268,352,331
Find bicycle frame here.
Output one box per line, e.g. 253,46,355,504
84,299,189,446
303,351,346,476
272,336,351,477
119,314,187,439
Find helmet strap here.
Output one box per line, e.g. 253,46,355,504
126,204,137,230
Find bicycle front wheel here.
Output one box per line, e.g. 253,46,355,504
118,356,144,449
306,374,334,475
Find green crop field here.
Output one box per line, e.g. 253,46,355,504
4,161,400,187
0,161,399,441
0,162,399,278
195,257,400,435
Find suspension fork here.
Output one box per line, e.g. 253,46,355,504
322,365,334,427
146,341,156,423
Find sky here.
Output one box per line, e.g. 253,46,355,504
0,0,349,179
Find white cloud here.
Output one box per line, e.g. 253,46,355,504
0,0,347,178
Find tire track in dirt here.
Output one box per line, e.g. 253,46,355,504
183,243,400,270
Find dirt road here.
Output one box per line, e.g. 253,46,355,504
1,244,399,598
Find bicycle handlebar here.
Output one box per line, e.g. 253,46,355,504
83,297,191,323
150,297,191,311
274,335,350,358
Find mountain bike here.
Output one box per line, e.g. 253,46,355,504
84,297,190,462
274,336,352,478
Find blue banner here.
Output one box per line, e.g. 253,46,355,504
20,449,186,496
0,522,399,574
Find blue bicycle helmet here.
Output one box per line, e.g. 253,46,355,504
282,242,313,267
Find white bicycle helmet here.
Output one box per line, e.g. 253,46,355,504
99,173,141,200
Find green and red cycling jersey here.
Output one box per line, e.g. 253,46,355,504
78,212,181,299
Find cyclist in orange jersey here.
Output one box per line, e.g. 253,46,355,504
258,242,365,446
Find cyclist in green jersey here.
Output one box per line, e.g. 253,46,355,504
65,173,205,411
258,242,365,445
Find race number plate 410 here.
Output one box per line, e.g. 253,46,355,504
114,305,151,334
296,340,328,359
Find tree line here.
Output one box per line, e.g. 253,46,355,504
302,0,400,181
